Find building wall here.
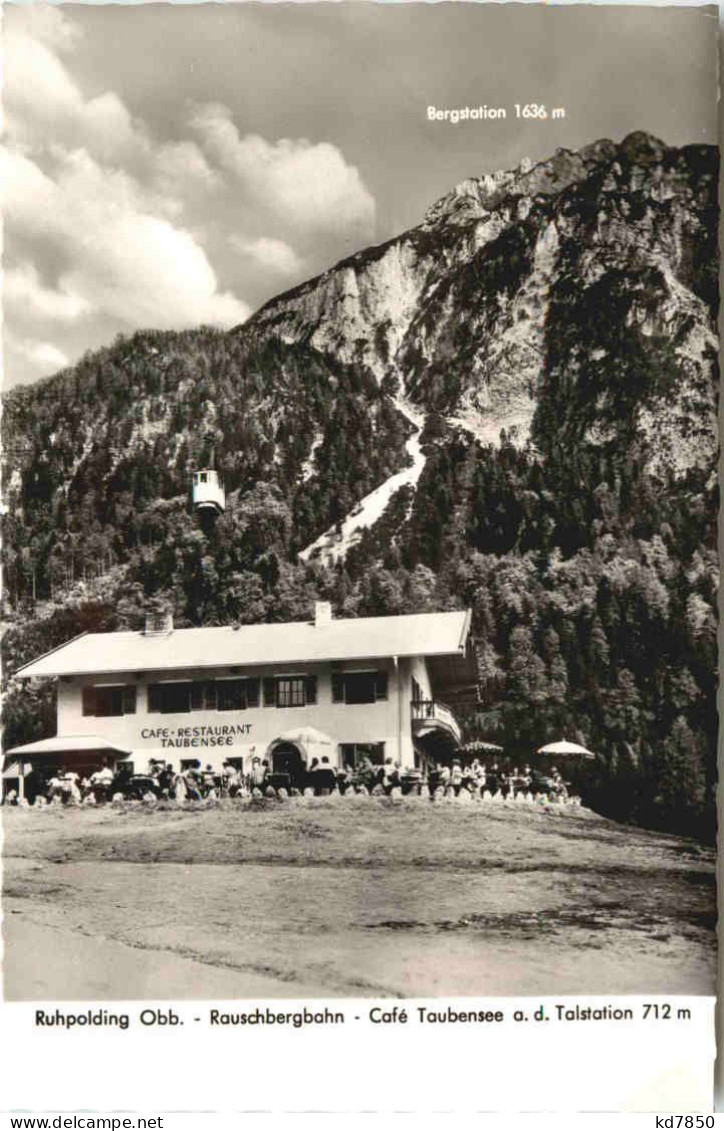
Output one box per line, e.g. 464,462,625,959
409,655,434,701
56,656,424,772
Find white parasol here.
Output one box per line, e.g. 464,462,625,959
265,726,335,766
536,739,595,759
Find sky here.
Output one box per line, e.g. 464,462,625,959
2,2,718,387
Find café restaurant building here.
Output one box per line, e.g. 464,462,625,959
6,604,476,788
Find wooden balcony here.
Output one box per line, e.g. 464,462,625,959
411,699,462,745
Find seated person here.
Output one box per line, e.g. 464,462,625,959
221,762,241,795
24,768,46,806
157,763,176,795
382,757,401,792
250,757,266,789
550,767,569,798
182,765,203,801
47,769,63,800
90,763,115,787
508,766,525,794
59,767,81,803
313,755,337,794
529,765,551,795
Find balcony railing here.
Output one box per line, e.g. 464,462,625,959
411,699,461,744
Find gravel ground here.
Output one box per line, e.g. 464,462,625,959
2,796,716,1000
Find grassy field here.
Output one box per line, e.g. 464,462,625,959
2,795,716,1000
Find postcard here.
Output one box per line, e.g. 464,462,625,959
1,0,718,1114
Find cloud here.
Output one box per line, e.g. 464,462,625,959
0,148,56,234
2,147,250,332
4,263,91,322
151,141,222,211
15,5,82,52
3,8,376,385
190,103,376,243
230,235,303,278
7,336,71,380
5,19,143,166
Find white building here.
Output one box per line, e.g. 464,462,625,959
6,604,476,786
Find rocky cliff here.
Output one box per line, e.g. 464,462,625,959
246,132,718,470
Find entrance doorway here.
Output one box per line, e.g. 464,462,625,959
270,742,305,789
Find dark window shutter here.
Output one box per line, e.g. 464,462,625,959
95,688,109,717
218,681,244,711
122,685,137,715
204,681,217,710
331,674,344,703
82,686,96,717
344,672,376,704
247,678,260,708
305,676,317,705
148,684,163,713
263,678,276,707
376,672,388,701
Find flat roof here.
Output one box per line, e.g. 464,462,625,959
15,610,473,679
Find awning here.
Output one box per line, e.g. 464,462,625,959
4,735,133,758
3,761,31,780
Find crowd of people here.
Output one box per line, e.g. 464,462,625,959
3,754,572,807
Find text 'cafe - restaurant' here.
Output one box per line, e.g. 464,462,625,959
6,604,477,791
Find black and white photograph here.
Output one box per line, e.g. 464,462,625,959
1,1,718,1010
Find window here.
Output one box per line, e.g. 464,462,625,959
190,682,217,711
148,682,192,714
218,680,244,711
263,675,316,708
412,677,423,704
339,742,385,767
217,679,259,711
277,677,305,708
82,685,136,717
148,679,259,713
332,671,388,705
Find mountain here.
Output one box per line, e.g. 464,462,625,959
2,132,719,837
246,131,717,471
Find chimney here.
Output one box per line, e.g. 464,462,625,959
143,607,174,636
315,601,332,627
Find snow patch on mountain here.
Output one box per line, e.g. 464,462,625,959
299,396,426,565
301,432,324,483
